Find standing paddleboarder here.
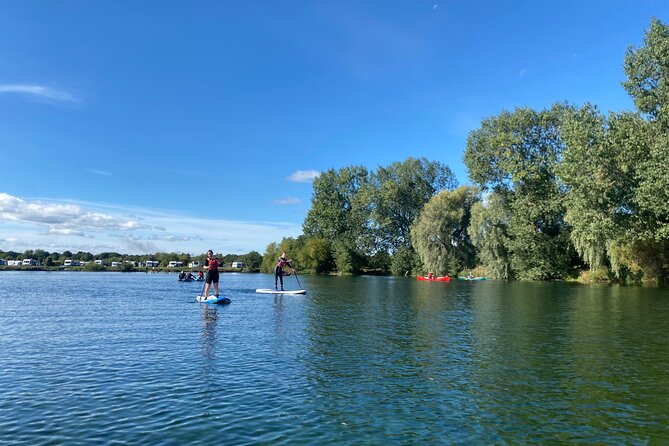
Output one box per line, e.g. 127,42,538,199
274,251,295,291
203,250,220,298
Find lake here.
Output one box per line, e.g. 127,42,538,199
1,272,668,444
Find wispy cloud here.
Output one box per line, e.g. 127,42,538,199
274,197,301,206
86,169,112,176
518,68,529,80
0,192,302,254
47,228,86,237
287,170,320,183
0,83,80,104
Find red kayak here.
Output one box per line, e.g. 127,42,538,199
417,276,451,282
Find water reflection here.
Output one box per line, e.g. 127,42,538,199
200,305,218,360
301,277,669,443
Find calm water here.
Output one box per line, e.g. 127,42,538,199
1,272,668,445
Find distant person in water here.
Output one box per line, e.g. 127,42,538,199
178,271,186,281
198,271,204,280
203,250,220,297
275,251,295,291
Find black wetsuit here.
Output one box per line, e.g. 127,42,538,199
274,256,292,290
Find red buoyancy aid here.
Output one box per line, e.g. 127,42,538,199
206,258,219,270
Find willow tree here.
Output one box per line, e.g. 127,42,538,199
366,157,457,275
623,18,669,285
558,19,669,285
464,104,578,280
559,107,647,275
469,192,512,279
411,186,479,276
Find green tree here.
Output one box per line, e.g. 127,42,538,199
32,249,49,263
389,246,422,277
303,166,371,274
560,106,668,284
553,19,669,285
300,237,334,274
623,18,669,126
83,262,105,272
411,186,479,276
469,192,512,279
464,104,577,280
261,242,281,274
241,251,263,271
368,157,457,253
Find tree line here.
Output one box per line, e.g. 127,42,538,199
262,19,669,286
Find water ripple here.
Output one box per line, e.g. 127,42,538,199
0,272,668,444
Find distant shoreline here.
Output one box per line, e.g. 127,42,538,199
0,266,255,273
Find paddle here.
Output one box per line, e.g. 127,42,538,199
293,269,302,289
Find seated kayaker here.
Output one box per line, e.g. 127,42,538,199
427,272,434,279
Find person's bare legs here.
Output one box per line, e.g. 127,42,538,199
214,282,220,296
203,283,210,298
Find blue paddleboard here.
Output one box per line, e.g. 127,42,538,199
196,295,231,305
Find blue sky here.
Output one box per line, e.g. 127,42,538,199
1,1,667,255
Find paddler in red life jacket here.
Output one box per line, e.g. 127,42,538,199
274,251,295,291
203,249,220,298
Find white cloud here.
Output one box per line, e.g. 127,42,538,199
0,193,146,229
274,197,301,206
0,192,302,254
518,68,529,79
47,228,86,237
287,170,320,183
0,83,80,104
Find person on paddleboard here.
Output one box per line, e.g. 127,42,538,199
203,250,220,298
275,251,295,291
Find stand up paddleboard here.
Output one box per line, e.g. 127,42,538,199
196,295,231,304
255,289,306,295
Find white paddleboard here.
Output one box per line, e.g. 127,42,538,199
196,295,231,304
255,288,306,295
